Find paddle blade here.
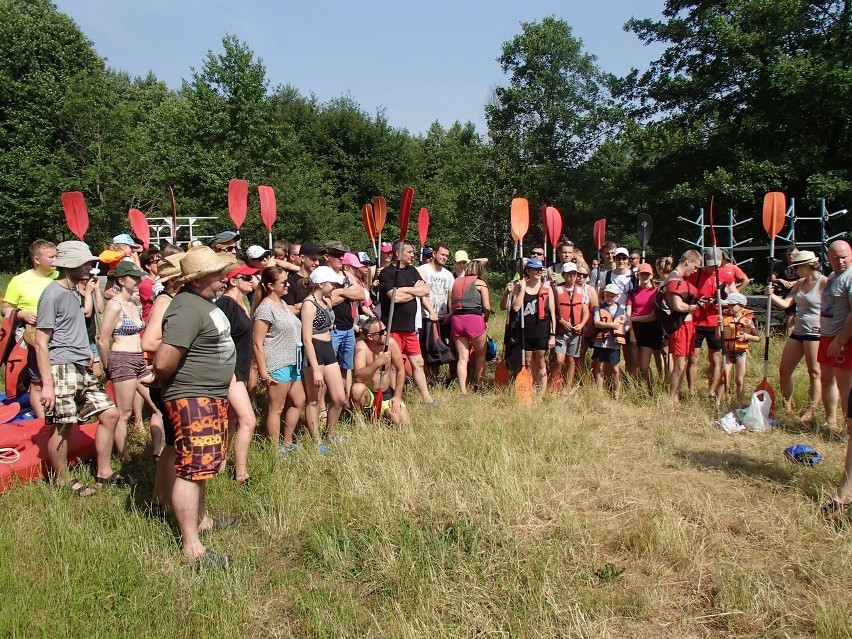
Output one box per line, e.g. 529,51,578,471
361,203,376,242
128,209,150,249
399,186,414,241
228,179,249,230
258,185,277,232
418,207,430,247
593,218,606,250
755,378,776,417
515,366,534,406
494,360,509,387
60,191,89,241
373,197,387,234
637,213,653,248
167,186,178,240
511,228,519,244
545,206,562,246
510,198,530,240
372,384,383,419
762,192,786,238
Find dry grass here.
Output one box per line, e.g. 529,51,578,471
1,333,852,637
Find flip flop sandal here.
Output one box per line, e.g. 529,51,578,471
821,498,850,522
189,549,233,571
67,479,96,497
199,515,237,535
95,472,130,488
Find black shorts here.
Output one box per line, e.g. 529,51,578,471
306,338,337,367
790,333,820,342
592,347,620,364
694,325,723,351
524,336,550,351
726,350,747,362
632,321,664,351
149,386,175,447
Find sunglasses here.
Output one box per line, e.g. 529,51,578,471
532,252,544,256
368,329,387,337
577,273,589,277
216,246,237,253
237,275,254,282
615,255,628,260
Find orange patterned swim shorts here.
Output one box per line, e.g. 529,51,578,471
164,396,229,481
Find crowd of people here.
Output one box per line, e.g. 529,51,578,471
5,228,852,568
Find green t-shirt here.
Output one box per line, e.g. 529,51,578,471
160,290,235,401
4,269,59,313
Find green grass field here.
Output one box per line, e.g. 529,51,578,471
1,282,851,637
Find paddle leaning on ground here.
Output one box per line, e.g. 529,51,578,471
373,187,414,418
756,191,786,414
510,198,534,406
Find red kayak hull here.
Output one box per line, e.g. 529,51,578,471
0,419,98,492
5,340,29,399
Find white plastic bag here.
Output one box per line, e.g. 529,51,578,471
717,411,746,434
743,390,772,432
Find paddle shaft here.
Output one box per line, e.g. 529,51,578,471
708,200,727,393
764,238,776,377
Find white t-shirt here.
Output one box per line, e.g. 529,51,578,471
417,264,455,318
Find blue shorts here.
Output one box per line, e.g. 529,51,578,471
270,365,301,383
592,347,620,364
331,327,355,370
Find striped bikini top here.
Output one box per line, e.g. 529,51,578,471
112,306,145,337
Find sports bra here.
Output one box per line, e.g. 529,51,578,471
307,296,334,335
112,305,145,337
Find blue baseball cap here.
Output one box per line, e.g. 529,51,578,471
526,258,544,269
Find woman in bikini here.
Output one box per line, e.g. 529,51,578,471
301,266,347,445
98,260,162,463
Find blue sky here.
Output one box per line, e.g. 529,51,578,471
53,0,667,135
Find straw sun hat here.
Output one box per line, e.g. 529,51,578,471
179,246,236,283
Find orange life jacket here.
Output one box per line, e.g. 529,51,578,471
595,305,627,345
554,285,585,335
722,309,755,353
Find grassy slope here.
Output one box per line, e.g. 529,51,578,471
0,302,851,637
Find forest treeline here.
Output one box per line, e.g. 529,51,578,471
2,0,852,270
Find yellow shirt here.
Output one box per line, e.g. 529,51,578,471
3,269,59,313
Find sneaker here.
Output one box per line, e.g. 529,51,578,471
280,443,299,459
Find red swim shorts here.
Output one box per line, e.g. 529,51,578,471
668,321,696,357
390,330,421,357
818,335,852,369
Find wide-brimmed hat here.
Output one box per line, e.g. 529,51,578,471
179,246,237,282
112,233,142,250
157,253,186,283
112,261,146,278
310,265,345,285
790,250,820,267
54,241,99,268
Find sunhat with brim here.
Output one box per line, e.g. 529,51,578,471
112,261,146,278
725,292,747,306
789,250,820,267
157,253,186,283
324,240,349,256
310,265,345,285
180,246,237,282
112,233,142,250
342,253,363,268
637,263,654,275
54,241,99,268
603,283,621,295
226,262,260,279
245,245,270,260
455,250,470,263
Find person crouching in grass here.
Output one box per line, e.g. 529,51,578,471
593,283,631,398
350,318,410,425
716,292,760,407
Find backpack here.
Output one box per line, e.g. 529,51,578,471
654,276,697,336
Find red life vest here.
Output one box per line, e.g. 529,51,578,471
553,285,585,335
450,276,482,313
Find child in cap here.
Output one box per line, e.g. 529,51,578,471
593,283,631,398
715,292,759,406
